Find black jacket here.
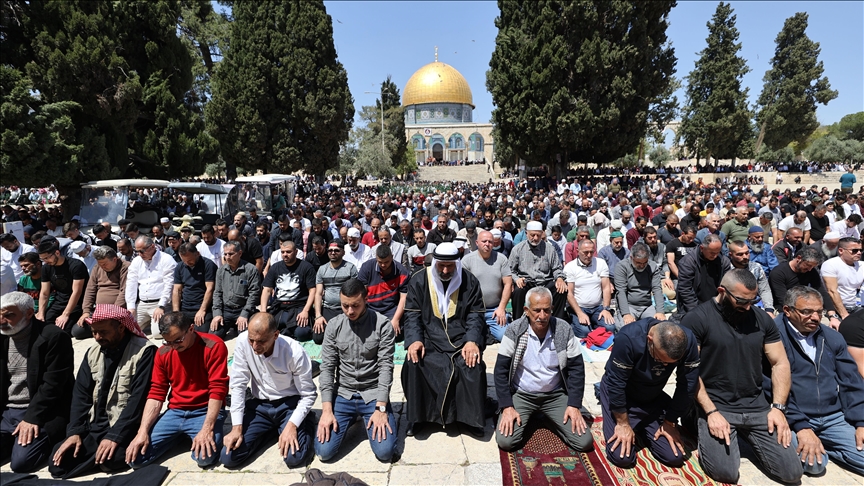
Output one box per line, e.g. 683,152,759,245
676,248,730,314
0,318,75,442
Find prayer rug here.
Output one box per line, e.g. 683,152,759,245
500,418,738,486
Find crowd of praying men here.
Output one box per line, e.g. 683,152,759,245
1,171,864,483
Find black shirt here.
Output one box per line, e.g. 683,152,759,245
304,250,328,272
239,237,264,267
681,299,781,413
767,261,836,313
807,213,830,241
665,238,697,278
263,259,316,305
173,256,217,312
839,308,864,347
42,257,89,313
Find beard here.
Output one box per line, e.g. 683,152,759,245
719,295,747,322
750,242,764,253
0,315,29,336
821,244,838,259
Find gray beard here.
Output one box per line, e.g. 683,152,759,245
821,244,838,259
751,242,763,253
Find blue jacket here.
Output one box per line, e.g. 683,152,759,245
766,315,864,432
748,240,779,276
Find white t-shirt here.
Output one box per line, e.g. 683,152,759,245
820,256,864,308
197,239,224,268
830,221,861,239
778,215,811,233
563,257,609,308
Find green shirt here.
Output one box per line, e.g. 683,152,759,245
17,275,53,312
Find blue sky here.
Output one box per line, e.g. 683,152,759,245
324,1,862,129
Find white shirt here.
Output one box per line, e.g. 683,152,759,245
125,250,177,308
229,332,318,427
831,221,861,239
785,318,816,362
778,215,811,233
0,262,15,297
515,328,561,393
563,258,609,308
821,256,864,308
45,227,64,237
197,239,224,268
344,243,373,268
0,243,35,280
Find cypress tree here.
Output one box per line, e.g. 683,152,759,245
678,2,752,164
207,0,353,177
756,12,837,152
487,0,678,168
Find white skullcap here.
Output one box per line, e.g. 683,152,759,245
823,231,841,240
491,229,503,238
610,220,623,229
160,217,169,223
347,228,361,238
433,242,460,260
70,241,86,253
526,221,543,231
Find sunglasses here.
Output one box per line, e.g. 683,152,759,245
721,286,761,305
845,248,863,254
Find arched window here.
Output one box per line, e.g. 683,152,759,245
411,134,426,150
429,134,446,148
469,133,484,152
448,133,465,149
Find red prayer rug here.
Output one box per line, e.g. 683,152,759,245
500,418,739,486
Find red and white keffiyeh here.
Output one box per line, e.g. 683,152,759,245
85,304,147,338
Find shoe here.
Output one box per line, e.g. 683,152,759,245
406,422,420,437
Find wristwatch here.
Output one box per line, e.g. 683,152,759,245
770,403,787,413
827,312,839,320
377,405,387,413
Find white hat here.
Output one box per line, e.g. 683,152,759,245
490,229,503,238
823,231,842,241
347,228,361,238
526,221,543,231
433,242,460,260
160,217,169,223
610,220,623,230
799,192,807,197
69,241,86,254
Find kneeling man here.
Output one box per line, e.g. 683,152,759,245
495,287,593,452
316,278,397,462
51,305,155,478
598,319,699,467
221,313,317,468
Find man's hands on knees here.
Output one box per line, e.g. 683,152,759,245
191,427,217,459
462,341,481,368
608,422,636,458
11,420,39,446
223,425,244,453
795,428,824,467
767,408,791,447
407,342,425,363
498,407,521,437
52,435,82,466
279,422,300,457
366,406,393,443
317,410,338,443
563,406,586,435
125,432,150,464
653,420,684,457
706,411,731,445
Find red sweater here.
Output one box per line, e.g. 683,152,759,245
148,331,229,410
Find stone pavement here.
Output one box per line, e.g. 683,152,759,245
2,335,862,485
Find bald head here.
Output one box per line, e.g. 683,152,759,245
247,313,279,356
227,229,242,241
248,312,276,333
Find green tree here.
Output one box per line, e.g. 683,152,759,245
755,12,837,152
178,0,231,115
678,3,752,163
7,0,214,182
207,0,353,178
755,145,795,163
0,65,88,186
827,112,864,141
371,76,410,176
648,145,672,167
487,0,678,169
805,135,864,164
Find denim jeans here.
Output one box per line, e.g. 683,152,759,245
789,410,864,476
569,305,614,339
130,407,226,469
0,408,51,472
486,308,511,343
697,409,802,484
220,396,309,469
314,394,397,462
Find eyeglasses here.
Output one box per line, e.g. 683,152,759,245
845,248,863,254
162,328,191,346
327,249,341,253
790,307,827,318
721,286,761,305
649,341,677,365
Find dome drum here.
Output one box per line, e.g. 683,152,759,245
404,103,474,125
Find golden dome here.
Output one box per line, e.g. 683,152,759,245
403,62,474,108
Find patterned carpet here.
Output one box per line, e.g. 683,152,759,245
500,418,738,486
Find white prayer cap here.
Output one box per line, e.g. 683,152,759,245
526,221,543,231
69,241,86,254
610,220,623,230
347,228,361,238
160,217,170,223
491,229,503,238
823,231,841,241
433,242,460,261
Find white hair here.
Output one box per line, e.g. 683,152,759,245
0,291,34,313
